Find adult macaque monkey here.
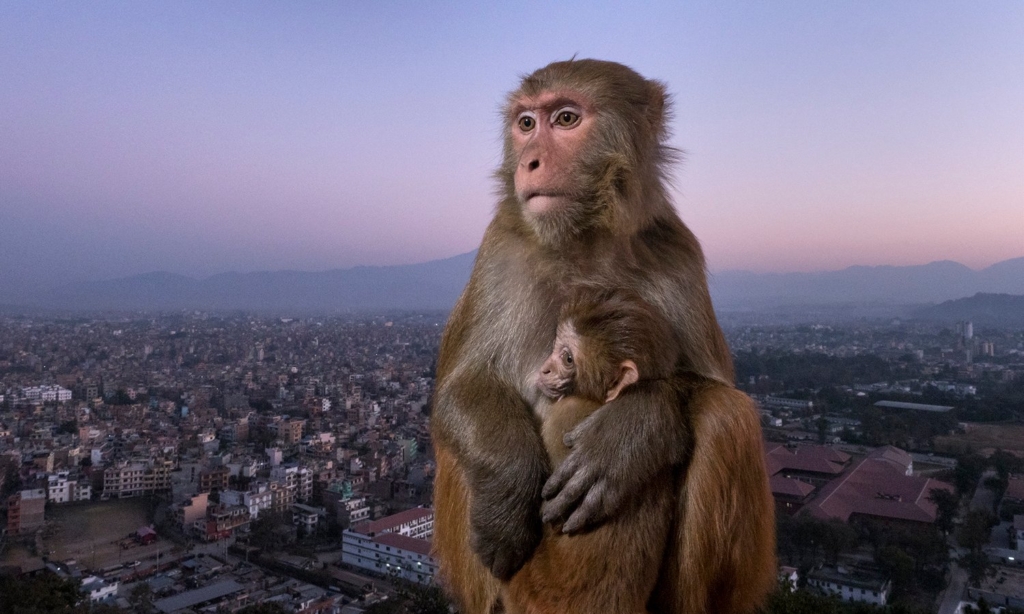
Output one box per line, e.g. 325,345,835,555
506,288,682,613
431,59,775,614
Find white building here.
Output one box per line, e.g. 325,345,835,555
270,464,313,503
220,485,273,521
340,496,371,526
80,576,119,603
342,528,436,585
354,507,433,540
21,385,72,403
48,472,72,503
46,472,91,504
807,566,890,605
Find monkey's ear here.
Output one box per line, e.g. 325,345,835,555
605,360,639,403
644,80,668,138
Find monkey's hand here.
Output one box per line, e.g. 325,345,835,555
468,452,548,580
541,380,685,533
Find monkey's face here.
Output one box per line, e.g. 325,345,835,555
507,90,597,235
537,329,579,400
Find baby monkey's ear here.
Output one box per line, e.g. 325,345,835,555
605,360,639,403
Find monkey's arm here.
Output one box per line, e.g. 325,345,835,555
433,367,550,580
540,378,685,532
655,385,776,614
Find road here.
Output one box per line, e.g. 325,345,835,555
937,562,968,614
937,469,1002,613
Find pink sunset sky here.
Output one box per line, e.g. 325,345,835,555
1,2,1022,296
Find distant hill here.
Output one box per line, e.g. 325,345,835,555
10,254,1024,315
710,257,1024,309
912,293,1024,328
27,252,477,313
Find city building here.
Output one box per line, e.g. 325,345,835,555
342,509,437,585
80,576,119,603
806,566,890,605
102,458,173,498
6,489,46,535
354,506,433,540
803,447,954,527
46,471,91,504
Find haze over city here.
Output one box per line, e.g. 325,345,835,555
2,2,1022,298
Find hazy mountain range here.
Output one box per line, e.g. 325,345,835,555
8,254,1024,319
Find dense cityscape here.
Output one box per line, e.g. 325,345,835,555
2,311,1024,613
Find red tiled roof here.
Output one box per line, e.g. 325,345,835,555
764,444,850,477
867,445,912,473
1005,477,1024,502
354,507,433,535
805,456,954,524
770,475,816,498
373,532,433,557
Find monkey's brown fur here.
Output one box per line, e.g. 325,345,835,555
430,59,775,614
506,291,679,614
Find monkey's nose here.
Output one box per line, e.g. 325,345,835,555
526,159,540,171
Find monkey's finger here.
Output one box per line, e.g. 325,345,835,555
562,483,608,534
563,411,600,448
541,457,578,500
541,468,591,523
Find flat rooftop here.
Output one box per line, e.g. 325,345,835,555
874,401,954,413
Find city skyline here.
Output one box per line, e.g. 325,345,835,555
2,2,1023,297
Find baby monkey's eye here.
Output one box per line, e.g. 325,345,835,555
561,349,574,366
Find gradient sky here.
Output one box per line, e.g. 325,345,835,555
2,2,1022,296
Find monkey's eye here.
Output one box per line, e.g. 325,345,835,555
553,108,581,128
561,349,574,367
517,113,536,132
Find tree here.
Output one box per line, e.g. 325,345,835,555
128,583,153,613
964,597,993,614
363,600,404,614
928,487,960,535
953,455,986,498
0,574,81,613
876,545,915,597
959,510,995,551
959,509,996,587
961,548,992,588
816,416,830,444
984,475,1008,510
819,519,857,566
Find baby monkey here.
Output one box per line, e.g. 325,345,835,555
506,288,697,614
537,289,675,465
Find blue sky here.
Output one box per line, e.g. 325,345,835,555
2,1,1022,295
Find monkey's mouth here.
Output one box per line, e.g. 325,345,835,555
523,192,568,214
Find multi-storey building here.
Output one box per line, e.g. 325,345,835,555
270,464,312,504
6,489,46,535
354,506,434,540
198,504,250,542
102,457,173,498
220,484,273,520
807,566,890,605
277,419,304,445
342,509,437,585
46,472,91,504
175,492,209,531
21,385,72,403
199,466,230,493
